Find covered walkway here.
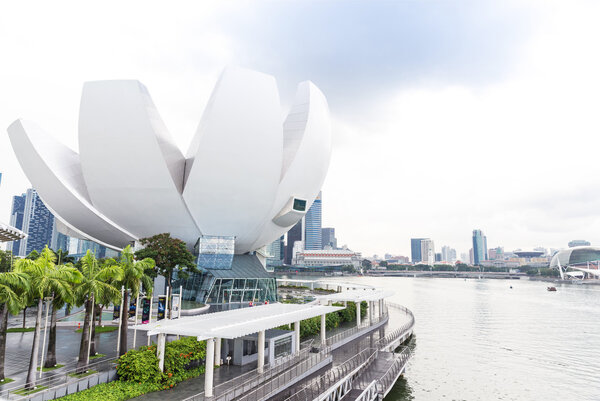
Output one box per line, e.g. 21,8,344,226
132,303,343,397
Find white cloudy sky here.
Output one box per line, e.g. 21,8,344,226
1,0,600,257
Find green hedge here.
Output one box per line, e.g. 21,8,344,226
58,337,207,400
278,301,367,339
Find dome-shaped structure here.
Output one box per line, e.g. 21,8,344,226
550,246,600,279
7,67,332,256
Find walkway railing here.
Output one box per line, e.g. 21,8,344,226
355,380,379,401
375,347,411,396
283,347,379,401
376,303,415,351
1,357,117,400
325,312,388,348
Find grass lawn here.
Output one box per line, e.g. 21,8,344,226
14,385,48,395
0,378,14,385
75,326,118,334
7,327,35,333
89,353,106,360
68,370,97,379
37,364,65,372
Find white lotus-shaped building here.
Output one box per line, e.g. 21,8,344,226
8,67,331,256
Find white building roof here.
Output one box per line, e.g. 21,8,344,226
317,289,394,303
133,303,343,339
0,222,26,242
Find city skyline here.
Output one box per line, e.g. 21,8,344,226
2,1,600,256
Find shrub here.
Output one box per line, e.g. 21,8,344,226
116,346,161,383
57,381,161,401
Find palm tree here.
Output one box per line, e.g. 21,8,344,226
116,246,154,356
14,246,82,390
0,270,30,381
74,251,123,370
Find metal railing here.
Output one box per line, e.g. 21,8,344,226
375,347,411,396
283,347,379,401
355,380,379,401
325,312,388,348
376,303,415,351
1,356,117,400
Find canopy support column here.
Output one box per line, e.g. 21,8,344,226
320,314,326,345
356,302,361,326
205,338,215,397
257,330,265,373
294,321,300,353
214,338,221,367
157,333,166,372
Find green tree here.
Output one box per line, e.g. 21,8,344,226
116,246,154,357
14,246,82,390
0,269,30,381
74,251,123,370
134,233,195,306
0,250,15,273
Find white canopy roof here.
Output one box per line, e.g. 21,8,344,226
133,303,343,339
317,289,394,303
0,222,26,242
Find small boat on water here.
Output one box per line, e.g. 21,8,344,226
547,286,557,292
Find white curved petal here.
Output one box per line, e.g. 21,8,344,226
7,119,137,248
250,81,332,250
78,80,201,245
183,67,283,253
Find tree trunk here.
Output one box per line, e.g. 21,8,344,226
44,303,58,368
0,303,9,381
119,291,129,356
25,298,43,390
98,306,103,326
22,306,26,329
167,272,172,319
89,307,97,356
76,299,92,371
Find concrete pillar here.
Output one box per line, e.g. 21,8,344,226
379,299,383,317
344,300,347,307
205,338,215,397
214,338,221,366
257,330,265,373
320,314,326,345
294,321,301,353
356,302,361,327
368,301,372,323
157,333,166,372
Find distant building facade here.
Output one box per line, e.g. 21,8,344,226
441,246,457,263
420,239,435,266
411,238,425,263
304,192,322,250
7,193,26,254
321,227,337,249
285,220,303,265
294,249,361,268
472,229,486,265
568,240,590,248
17,189,55,256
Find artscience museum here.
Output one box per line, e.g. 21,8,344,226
8,67,332,306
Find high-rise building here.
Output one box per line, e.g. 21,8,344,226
266,235,284,267
441,246,457,263
7,193,26,254
411,238,425,263
568,240,590,248
18,189,55,256
304,191,322,250
285,220,303,265
420,239,435,266
483,236,488,261
321,227,337,249
472,229,486,265
435,253,442,262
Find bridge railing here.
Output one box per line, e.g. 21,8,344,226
376,303,415,351
283,347,379,401
325,311,388,347
375,347,412,396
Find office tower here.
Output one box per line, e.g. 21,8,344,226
435,253,442,262
267,235,284,266
304,191,322,250
472,229,485,265
51,224,70,253
285,220,303,265
411,238,425,263
441,246,457,263
7,193,26,254
19,189,55,256
469,248,474,265
420,239,435,266
321,227,337,249
568,240,590,248
483,236,488,261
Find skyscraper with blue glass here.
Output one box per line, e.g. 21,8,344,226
17,189,55,256
472,229,486,265
304,191,322,250
8,193,26,254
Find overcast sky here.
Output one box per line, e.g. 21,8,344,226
1,0,600,257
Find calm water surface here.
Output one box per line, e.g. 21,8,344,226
317,276,600,401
